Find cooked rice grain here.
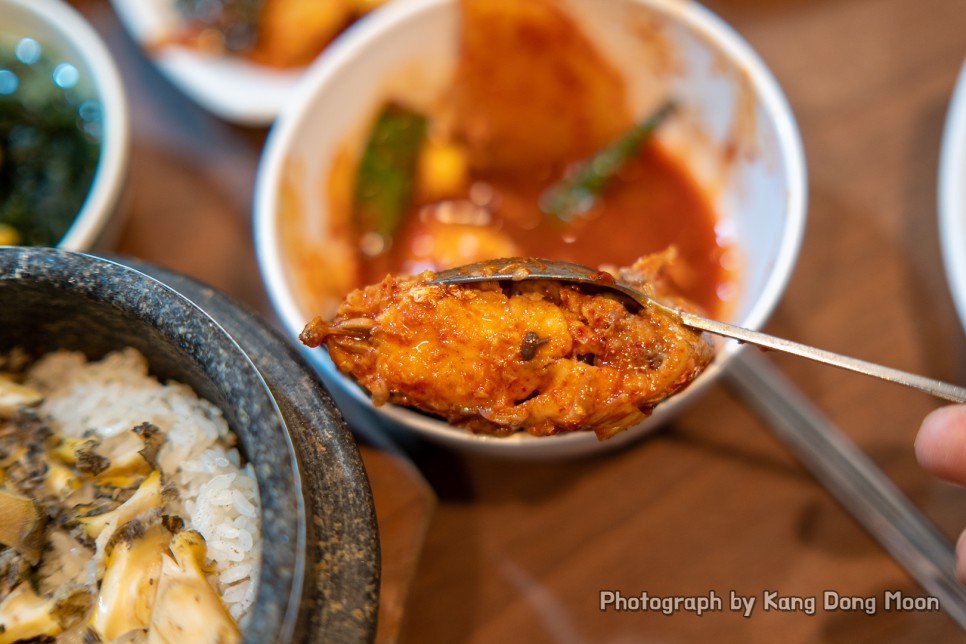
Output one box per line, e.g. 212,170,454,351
26,348,262,623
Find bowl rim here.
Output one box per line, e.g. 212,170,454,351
255,0,808,457
939,57,966,335
1,0,131,251
108,0,304,126
127,257,381,642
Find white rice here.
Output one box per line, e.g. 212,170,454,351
25,348,262,624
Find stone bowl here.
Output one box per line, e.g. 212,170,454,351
0,246,379,642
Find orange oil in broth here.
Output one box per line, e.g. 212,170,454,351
367,140,732,318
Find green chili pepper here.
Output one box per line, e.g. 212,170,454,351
539,100,676,222
352,102,428,251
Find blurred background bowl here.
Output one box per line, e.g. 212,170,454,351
0,0,129,250
0,246,378,642
255,0,808,458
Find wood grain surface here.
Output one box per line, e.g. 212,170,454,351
72,0,966,641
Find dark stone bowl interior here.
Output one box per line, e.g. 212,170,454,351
0,247,378,642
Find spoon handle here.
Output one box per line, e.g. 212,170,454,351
679,311,966,403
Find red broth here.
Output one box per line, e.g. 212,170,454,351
284,0,735,321
365,140,732,317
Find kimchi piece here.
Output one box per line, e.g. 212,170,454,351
300,253,714,440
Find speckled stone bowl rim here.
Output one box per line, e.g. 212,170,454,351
129,259,381,643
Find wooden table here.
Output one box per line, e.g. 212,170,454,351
75,0,966,641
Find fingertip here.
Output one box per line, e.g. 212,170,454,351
916,405,966,486
915,406,950,465
956,528,966,585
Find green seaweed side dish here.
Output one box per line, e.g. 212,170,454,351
0,35,102,246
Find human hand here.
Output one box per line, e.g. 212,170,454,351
915,405,966,583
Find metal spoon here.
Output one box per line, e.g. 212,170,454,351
428,257,966,404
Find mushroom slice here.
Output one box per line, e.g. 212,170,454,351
38,528,96,592
41,459,80,501
48,435,89,466
0,378,42,418
0,581,93,644
133,422,164,470
0,444,21,477
94,424,165,488
146,530,241,644
76,469,163,561
57,423,166,488
0,488,46,565
90,518,172,641
0,547,29,598
0,413,52,497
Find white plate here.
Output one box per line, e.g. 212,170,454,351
110,0,302,125
939,58,966,333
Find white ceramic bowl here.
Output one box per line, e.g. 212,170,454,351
255,0,808,458
939,57,966,334
1,0,129,250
